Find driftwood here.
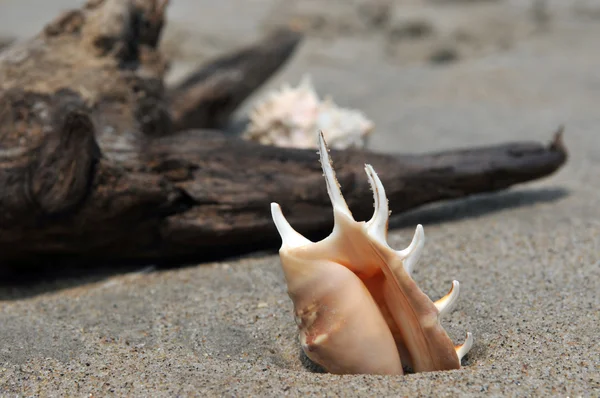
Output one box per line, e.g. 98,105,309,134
0,0,567,271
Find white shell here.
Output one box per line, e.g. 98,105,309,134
243,75,374,149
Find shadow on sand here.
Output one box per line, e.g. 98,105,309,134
0,186,568,300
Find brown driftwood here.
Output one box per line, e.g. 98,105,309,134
0,0,567,270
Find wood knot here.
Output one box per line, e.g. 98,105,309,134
27,95,101,216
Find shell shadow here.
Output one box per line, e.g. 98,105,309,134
389,187,568,230
298,347,327,373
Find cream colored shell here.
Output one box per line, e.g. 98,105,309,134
270,131,473,375
243,75,374,149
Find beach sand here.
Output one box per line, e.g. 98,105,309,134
0,0,598,396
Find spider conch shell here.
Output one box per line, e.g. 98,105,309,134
243,75,374,149
270,132,473,375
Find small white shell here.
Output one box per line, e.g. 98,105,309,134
243,75,374,149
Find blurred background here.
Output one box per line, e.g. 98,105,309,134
1,0,597,179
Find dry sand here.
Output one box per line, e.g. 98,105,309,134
0,0,599,396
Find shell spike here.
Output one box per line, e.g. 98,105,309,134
271,202,311,249
397,224,425,275
317,131,353,219
364,164,389,243
434,280,460,318
455,332,474,362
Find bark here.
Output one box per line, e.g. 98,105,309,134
168,27,303,131
0,0,567,271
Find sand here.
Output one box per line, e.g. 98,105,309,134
0,0,599,396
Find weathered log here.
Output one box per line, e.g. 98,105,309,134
168,27,303,131
0,0,567,272
0,38,12,53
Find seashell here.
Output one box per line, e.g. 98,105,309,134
270,131,473,375
243,75,374,150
